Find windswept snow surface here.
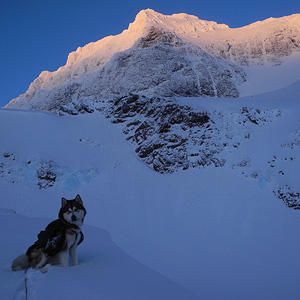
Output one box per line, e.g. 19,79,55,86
0,211,195,300
1,81,300,299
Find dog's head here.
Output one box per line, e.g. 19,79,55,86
59,194,87,227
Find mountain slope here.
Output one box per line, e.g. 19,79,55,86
5,10,300,111
1,81,300,299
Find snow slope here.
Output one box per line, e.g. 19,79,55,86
1,81,300,299
0,210,196,300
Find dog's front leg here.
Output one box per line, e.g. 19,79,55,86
58,250,69,267
35,253,48,269
69,245,78,265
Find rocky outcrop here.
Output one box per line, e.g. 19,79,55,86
58,94,283,174
274,185,300,209
134,26,183,48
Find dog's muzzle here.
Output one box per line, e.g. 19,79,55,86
71,215,77,222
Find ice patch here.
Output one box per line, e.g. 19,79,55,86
63,174,80,192
259,177,270,188
61,169,99,192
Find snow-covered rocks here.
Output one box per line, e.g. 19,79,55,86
58,99,95,116
274,185,300,209
0,152,98,190
206,24,300,66
134,26,183,48
105,95,283,174
91,41,245,99
57,94,284,174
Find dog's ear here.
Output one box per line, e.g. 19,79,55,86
61,197,68,207
75,194,83,205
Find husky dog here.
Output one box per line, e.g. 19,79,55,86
12,195,86,271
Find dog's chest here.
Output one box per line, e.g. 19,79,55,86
65,229,81,248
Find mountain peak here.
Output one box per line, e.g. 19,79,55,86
129,9,229,34
135,8,162,19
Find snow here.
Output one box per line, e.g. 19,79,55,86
1,80,300,299
239,52,300,96
1,212,195,300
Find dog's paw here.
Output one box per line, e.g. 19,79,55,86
39,264,52,273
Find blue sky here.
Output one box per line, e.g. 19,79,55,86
1,0,299,108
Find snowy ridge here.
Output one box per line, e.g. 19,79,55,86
5,10,300,111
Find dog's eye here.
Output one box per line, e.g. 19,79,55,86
75,209,79,212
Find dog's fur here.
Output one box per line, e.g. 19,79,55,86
12,195,86,271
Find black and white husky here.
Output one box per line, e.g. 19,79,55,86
12,195,86,271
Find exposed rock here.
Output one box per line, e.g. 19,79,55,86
36,161,57,189
58,99,95,116
274,185,300,209
134,26,183,48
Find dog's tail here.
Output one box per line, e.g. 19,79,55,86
12,254,30,271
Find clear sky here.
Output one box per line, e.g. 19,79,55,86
1,0,299,108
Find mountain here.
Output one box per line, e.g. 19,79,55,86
1,80,300,299
1,9,300,299
5,9,300,111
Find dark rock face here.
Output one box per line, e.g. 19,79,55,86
36,161,57,189
274,185,300,209
57,94,283,174
134,26,183,48
105,95,225,173
105,95,281,173
58,99,95,116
